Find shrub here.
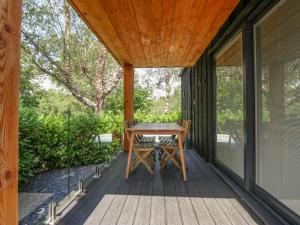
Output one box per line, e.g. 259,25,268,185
19,109,181,186
135,110,181,123
18,110,122,186
19,107,43,184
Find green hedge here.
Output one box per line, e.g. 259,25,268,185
19,108,181,185
135,110,181,123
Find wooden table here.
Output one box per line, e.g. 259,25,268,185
125,123,187,181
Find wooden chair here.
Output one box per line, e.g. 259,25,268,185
124,120,155,175
159,120,191,170
158,120,182,160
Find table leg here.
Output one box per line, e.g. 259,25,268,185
125,132,135,180
178,133,187,181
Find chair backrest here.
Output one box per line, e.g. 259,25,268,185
124,120,133,142
124,120,132,129
133,119,138,125
181,120,191,143
132,119,144,141
124,119,141,144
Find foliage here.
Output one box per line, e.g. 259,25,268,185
19,0,183,188
19,108,121,186
135,110,181,123
21,0,121,112
19,107,180,186
19,107,43,184
151,87,181,114
216,66,244,133
37,89,93,116
138,68,182,113
104,85,153,113
19,50,45,108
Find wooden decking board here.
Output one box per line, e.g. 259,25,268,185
189,151,262,225
194,157,260,224
188,153,249,225
83,167,130,225
185,153,234,225
202,165,260,224
184,180,215,225
59,150,265,225
99,165,142,225
183,157,215,225
150,165,166,225
133,171,154,225
203,176,248,225
58,154,127,225
116,170,145,225
173,173,200,225
164,173,183,225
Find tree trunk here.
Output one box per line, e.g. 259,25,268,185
94,48,107,114
164,70,172,113
63,0,71,84
22,1,123,113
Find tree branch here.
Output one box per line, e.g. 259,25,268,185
22,31,67,76
103,70,122,98
22,45,97,110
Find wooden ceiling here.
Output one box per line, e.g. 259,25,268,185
68,0,239,68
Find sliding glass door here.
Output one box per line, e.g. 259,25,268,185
254,0,300,216
215,33,245,178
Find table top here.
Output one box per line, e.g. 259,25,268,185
127,123,185,132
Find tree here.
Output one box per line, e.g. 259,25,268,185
37,89,93,115
138,68,181,113
20,51,45,108
22,0,122,113
104,84,153,113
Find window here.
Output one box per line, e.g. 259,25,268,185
215,33,244,178
255,0,300,215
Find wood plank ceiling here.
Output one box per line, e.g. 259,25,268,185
68,0,239,67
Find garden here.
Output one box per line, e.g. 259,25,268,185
19,0,182,224
19,108,181,186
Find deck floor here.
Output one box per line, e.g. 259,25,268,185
58,150,263,225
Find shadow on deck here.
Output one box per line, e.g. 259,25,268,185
57,150,264,225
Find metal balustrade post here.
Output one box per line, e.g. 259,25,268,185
105,145,110,167
95,166,101,177
47,202,57,224
79,179,84,193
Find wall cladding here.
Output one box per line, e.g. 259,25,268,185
181,49,211,162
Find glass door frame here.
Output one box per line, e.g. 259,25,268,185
250,0,300,223
212,30,246,185
208,0,300,223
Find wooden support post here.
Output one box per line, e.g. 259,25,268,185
123,64,134,151
0,0,22,224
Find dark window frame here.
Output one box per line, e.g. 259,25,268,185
183,0,300,222
207,0,300,223
210,28,246,188
249,0,300,223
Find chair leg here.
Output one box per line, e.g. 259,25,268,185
171,153,182,170
160,147,176,169
159,147,169,168
160,147,182,170
138,153,154,175
160,151,170,168
132,150,154,175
